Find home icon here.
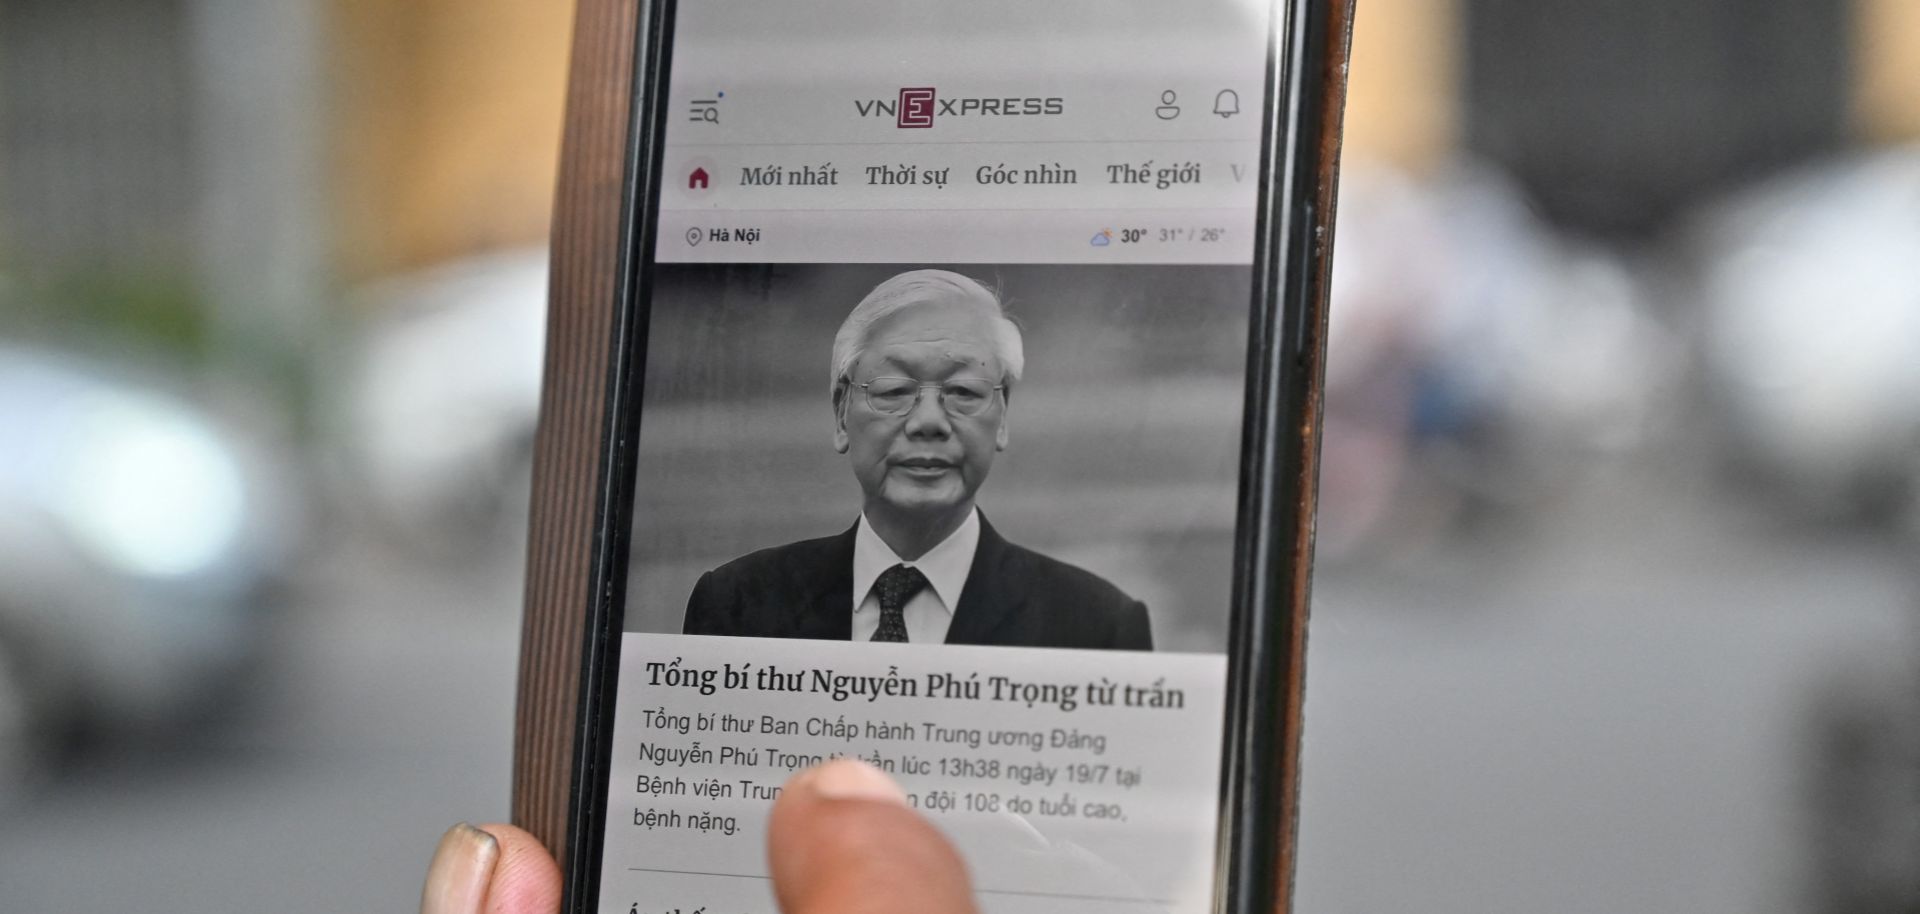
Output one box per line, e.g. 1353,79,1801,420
688,167,710,189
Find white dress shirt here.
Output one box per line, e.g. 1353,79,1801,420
850,509,980,643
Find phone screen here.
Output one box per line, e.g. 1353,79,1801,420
596,2,1277,911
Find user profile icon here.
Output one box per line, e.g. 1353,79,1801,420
1155,90,1181,121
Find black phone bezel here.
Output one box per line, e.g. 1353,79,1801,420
559,1,1337,910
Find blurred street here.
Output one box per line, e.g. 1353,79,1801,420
0,531,525,912
1296,458,1920,914
2,445,1913,913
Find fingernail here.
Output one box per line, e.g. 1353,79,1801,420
806,758,910,805
422,823,500,914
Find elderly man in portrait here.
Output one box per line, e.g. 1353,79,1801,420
682,269,1152,650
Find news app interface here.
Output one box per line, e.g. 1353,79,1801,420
603,3,1272,911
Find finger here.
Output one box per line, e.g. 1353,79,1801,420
421,822,562,914
474,823,563,914
767,759,977,914
422,824,499,914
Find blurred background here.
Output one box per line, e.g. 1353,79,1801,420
1,0,1917,911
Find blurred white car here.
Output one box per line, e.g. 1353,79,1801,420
1688,146,1920,524
327,248,547,559
0,342,299,772
1685,149,1920,911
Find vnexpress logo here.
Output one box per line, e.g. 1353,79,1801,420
897,87,936,128
854,87,1066,127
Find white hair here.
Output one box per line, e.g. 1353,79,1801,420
828,269,1025,397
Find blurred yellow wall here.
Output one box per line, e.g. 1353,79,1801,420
1856,0,1920,142
1336,0,1920,168
1340,0,1459,173
330,0,572,279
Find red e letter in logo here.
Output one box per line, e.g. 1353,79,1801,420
897,87,935,128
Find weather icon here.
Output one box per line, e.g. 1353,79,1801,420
1090,229,1113,247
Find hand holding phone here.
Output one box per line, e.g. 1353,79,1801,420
518,2,1353,912
426,760,971,914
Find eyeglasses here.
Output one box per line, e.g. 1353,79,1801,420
853,377,1004,417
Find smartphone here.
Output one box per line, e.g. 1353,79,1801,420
523,1,1347,911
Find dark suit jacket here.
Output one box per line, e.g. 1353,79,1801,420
682,516,1152,650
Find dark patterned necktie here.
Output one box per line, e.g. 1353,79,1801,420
870,564,929,642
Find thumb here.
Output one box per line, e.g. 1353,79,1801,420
768,759,977,914
422,822,562,914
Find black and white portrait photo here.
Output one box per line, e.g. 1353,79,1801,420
624,263,1253,653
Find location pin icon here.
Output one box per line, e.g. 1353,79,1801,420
685,227,703,246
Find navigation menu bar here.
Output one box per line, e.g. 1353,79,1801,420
665,142,1259,212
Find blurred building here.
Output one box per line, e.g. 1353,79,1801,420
1344,0,1920,233
328,0,570,278
0,0,568,378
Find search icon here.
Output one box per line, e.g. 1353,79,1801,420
689,98,721,124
